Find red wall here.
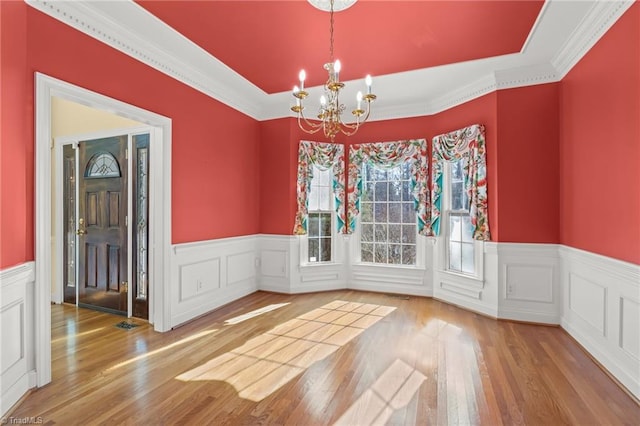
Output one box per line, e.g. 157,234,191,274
497,84,560,243
0,3,261,268
0,1,30,269
559,4,640,264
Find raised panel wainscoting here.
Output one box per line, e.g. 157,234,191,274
560,246,640,399
170,235,258,328
0,262,36,415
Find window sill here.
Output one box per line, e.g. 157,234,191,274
353,262,427,272
300,262,343,269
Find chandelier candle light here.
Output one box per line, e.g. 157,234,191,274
292,0,376,141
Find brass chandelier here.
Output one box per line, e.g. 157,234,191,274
291,0,376,141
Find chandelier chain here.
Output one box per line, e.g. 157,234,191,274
329,0,334,61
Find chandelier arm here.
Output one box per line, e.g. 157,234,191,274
297,113,324,135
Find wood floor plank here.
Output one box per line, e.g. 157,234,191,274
9,290,640,425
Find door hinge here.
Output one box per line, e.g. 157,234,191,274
125,215,128,227
125,148,128,159
121,281,128,293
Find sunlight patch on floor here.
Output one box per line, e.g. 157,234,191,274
51,326,106,344
333,359,426,425
176,300,396,401
105,329,218,372
224,303,290,325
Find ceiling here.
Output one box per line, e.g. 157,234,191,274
27,0,633,121
136,0,544,94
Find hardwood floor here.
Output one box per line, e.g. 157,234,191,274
11,290,640,425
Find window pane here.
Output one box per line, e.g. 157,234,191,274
309,238,319,262
320,214,331,237
402,180,412,202
462,243,475,274
361,224,374,242
389,181,402,201
449,241,462,271
375,182,388,201
449,216,461,242
362,182,374,202
402,225,416,244
388,224,401,243
371,167,387,181
388,167,402,181
462,215,474,242
360,161,415,266
320,237,332,262
388,203,401,223
402,162,412,179
374,224,387,242
309,214,320,237
401,202,414,224
452,158,464,180
374,203,387,222
361,243,373,262
402,245,416,265
374,244,387,263
318,187,331,210
389,244,402,264
308,190,319,211
451,182,464,210
361,202,373,223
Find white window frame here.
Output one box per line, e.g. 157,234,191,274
439,161,484,280
352,161,426,269
299,165,337,266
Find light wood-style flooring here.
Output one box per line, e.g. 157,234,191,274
11,290,640,424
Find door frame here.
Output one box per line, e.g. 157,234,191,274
35,73,173,388
54,128,152,318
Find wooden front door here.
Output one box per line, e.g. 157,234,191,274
77,136,128,315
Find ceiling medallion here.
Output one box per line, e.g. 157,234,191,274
307,0,357,12
293,0,375,141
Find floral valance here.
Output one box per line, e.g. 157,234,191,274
293,140,346,235
430,124,490,240
347,139,429,235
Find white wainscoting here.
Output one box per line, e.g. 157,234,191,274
560,246,640,399
257,235,348,294
496,243,561,324
1,262,36,416
170,236,258,328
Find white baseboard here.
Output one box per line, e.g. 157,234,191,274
1,262,36,417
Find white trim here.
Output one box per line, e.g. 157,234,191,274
25,0,633,121
35,73,173,389
0,262,36,416
552,0,635,79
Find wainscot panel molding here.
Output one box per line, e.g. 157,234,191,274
496,243,561,324
1,262,36,417
559,245,640,400
257,235,348,294
170,236,258,328
350,264,433,297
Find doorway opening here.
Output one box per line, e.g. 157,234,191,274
35,73,172,388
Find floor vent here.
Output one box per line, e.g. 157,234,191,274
115,321,139,330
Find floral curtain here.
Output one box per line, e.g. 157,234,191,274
293,140,346,235
430,124,490,240
347,139,429,235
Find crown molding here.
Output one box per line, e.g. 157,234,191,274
552,0,634,79
24,0,634,123
26,0,268,120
